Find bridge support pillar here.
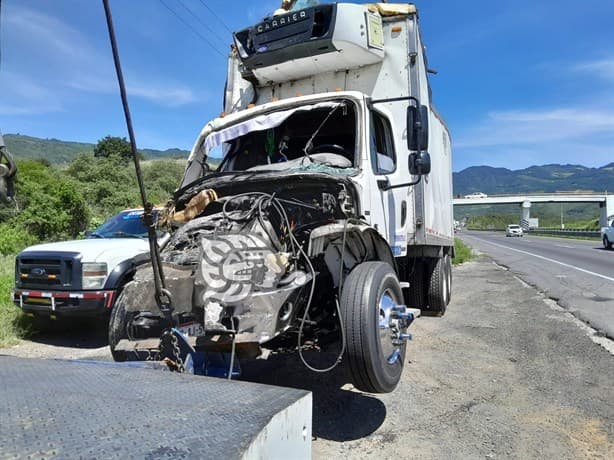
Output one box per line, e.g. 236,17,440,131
521,201,531,230
600,195,614,228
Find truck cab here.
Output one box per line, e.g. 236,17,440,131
111,2,453,394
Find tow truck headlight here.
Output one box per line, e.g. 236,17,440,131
82,262,108,289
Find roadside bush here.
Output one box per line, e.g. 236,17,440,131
67,153,141,217
453,238,473,265
16,166,88,240
142,159,185,204
11,160,90,241
0,255,31,347
67,155,184,217
0,223,37,255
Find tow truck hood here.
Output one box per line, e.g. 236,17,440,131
21,238,150,263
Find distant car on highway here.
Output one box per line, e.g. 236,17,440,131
601,220,614,249
506,224,523,237
465,192,487,199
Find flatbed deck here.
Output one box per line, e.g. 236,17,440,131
0,355,311,459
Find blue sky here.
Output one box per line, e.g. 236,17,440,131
1,0,613,171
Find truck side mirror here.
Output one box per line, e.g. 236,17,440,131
406,104,429,151
409,151,431,175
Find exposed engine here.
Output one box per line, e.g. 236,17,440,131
122,177,355,354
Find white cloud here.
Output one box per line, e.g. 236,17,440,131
67,75,198,108
0,71,63,116
453,106,614,170
4,5,200,108
573,58,614,82
129,84,196,107
455,107,614,149
5,6,97,66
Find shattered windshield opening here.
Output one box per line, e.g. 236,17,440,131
183,101,357,188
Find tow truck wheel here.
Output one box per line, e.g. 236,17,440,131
341,262,406,393
426,257,449,316
108,292,136,362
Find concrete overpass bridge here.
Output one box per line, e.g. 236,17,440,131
453,193,614,229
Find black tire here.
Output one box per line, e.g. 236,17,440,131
604,236,612,250
443,253,452,306
404,259,426,309
108,291,137,362
341,262,406,393
426,257,449,316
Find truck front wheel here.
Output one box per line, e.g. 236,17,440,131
604,236,612,250
341,262,406,393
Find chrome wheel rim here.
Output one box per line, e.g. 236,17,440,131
378,290,403,365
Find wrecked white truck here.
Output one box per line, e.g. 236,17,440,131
110,1,453,393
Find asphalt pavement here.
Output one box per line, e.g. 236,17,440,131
2,256,613,458
460,231,614,339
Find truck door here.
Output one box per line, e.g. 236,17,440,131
368,110,408,257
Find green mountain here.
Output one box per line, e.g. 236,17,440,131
3,134,190,164
5,134,614,194
453,163,614,196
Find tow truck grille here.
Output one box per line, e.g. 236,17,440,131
16,253,81,290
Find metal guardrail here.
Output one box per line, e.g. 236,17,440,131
528,228,600,238
465,228,601,238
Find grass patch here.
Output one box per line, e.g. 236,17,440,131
0,255,31,347
453,237,474,265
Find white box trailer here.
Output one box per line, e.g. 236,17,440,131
112,2,454,394
224,1,454,305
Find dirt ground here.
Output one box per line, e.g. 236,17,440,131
2,256,613,459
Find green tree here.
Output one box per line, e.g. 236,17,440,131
142,159,185,204
66,153,140,217
93,135,132,160
9,160,89,243
20,162,90,239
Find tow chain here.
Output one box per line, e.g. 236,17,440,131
160,330,185,373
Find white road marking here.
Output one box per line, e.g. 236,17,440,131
466,236,614,283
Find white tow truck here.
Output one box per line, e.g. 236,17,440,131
13,209,164,322
111,1,454,393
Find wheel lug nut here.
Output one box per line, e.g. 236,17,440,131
392,311,414,321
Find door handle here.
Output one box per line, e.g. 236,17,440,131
401,200,407,226
377,178,390,190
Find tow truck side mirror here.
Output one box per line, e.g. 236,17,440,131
406,104,429,151
409,151,431,175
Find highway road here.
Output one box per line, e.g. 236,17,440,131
459,230,614,339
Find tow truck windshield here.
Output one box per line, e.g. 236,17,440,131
88,210,156,239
